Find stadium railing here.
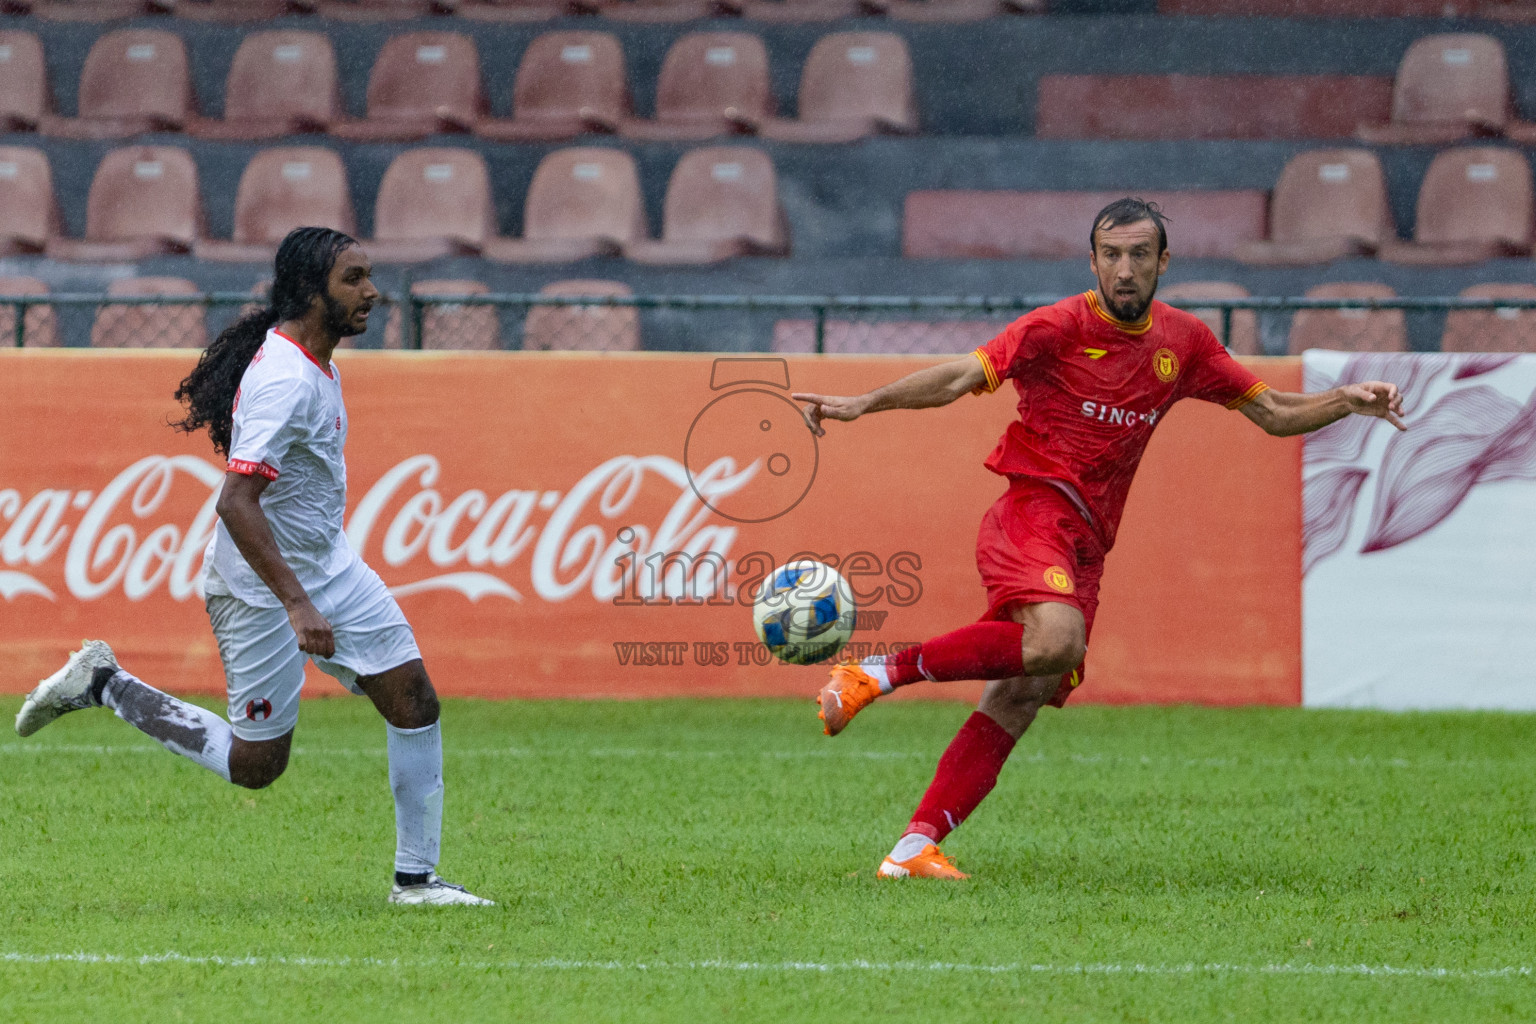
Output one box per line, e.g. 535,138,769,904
4,291,1536,353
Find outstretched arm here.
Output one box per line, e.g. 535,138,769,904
1240,381,1406,437
792,355,989,436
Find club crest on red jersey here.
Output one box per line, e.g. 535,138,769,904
1152,347,1180,383
1043,566,1074,594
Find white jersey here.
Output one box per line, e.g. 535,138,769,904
203,329,357,608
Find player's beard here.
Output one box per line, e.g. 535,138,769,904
1105,277,1157,323
322,291,368,339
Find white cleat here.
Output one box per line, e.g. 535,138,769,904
15,639,117,738
388,875,494,907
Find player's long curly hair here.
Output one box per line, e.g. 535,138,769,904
172,227,358,456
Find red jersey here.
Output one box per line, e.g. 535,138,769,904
973,290,1269,549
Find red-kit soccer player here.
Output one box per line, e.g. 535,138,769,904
793,198,1408,880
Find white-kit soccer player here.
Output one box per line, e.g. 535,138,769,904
15,227,491,906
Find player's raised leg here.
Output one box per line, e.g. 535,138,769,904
819,600,1084,736
16,640,238,783
355,658,492,907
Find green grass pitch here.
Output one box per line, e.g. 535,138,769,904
3,695,1535,1022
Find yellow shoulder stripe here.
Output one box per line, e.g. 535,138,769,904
1226,381,1270,410
971,348,1001,394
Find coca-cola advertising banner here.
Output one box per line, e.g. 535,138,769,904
1302,350,1536,710
0,350,1302,705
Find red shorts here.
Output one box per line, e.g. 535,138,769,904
974,477,1106,707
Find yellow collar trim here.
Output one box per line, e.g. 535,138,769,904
1084,290,1153,335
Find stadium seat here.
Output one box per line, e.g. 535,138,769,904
0,147,60,255
772,318,1000,354
1379,147,1533,264
1037,75,1392,140
1358,34,1533,145
367,148,497,263
191,32,341,140
1440,283,1536,352
620,32,773,141
456,0,569,20
383,280,500,350
903,191,1267,260
1236,150,1395,265
866,0,1022,22
28,0,168,21
47,146,203,262
475,31,631,141
0,277,58,348
91,277,207,350
522,279,640,351
196,148,355,263
1287,283,1407,355
1158,282,1261,356
0,33,49,131
302,0,444,19
172,0,300,22
760,33,917,143
482,148,645,263
41,30,192,140
593,0,719,22
626,147,790,265
733,0,863,22
332,33,486,143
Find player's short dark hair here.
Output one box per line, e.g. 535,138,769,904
1090,197,1169,255
172,226,358,456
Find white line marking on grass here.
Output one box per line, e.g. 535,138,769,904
2,952,1533,980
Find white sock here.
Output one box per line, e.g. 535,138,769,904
889,832,934,862
861,657,895,695
387,721,443,876
100,670,232,783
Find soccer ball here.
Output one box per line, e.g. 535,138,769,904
752,560,856,665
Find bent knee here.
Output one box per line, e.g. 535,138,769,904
230,763,285,789
1029,635,1086,678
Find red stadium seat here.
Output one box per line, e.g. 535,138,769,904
197,148,355,263
42,30,192,140
903,190,1267,260
1441,283,1536,352
1379,147,1533,264
367,148,497,263
626,147,790,265
0,147,61,255
483,148,646,263
384,280,500,350
191,32,341,140
1237,150,1395,265
47,146,204,262
172,0,301,22
29,0,167,21
457,0,568,21
772,318,1000,354
522,279,640,351
1158,282,1261,356
1359,34,1533,144
0,33,50,131
866,0,1023,22
91,277,207,350
476,31,631,142
592,0,718,22
1288,283,1407,355
620,32,773,141
1037,75,1392,141
733,0,862,21
0,277,58,348
761,32,918,143
333,33,486,143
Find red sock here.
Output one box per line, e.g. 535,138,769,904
906,712,1017,844
884,622,1025,688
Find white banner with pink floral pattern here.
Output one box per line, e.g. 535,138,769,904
1302,351,1536,709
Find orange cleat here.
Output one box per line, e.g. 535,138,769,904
817,659,883,737
877,843,969,880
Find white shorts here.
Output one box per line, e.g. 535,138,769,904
206,558,421,741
